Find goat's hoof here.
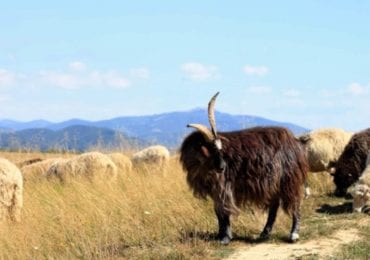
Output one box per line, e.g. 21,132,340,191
258,231,270,241
289,232,299,243
219,236,231,245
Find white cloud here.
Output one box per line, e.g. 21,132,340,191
247,86,271,94
243,65,269,76
347,82,368,95
181,62,219,81
0,63,138,91
129,67,150,79
69,61,87,72
40,69,131,90
98,71,131,89
40,71,81,89
0,69,16,86
283,89,300,97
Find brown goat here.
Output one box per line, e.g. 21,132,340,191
332,128,370,197
180,92,308,244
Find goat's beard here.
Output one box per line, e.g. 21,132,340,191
211,171,240,216
184,157,240,215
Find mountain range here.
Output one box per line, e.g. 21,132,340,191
0,109,309,151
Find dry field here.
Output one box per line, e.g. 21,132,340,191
1,151,370,259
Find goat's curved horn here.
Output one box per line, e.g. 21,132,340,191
187,123,214,142
208,92,219,138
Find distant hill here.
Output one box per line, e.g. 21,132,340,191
0,119,52,131
0,125,145,152
0,109,309,151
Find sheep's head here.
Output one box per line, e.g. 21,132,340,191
186,92,226,173
350,184,370,213
332,166,356,197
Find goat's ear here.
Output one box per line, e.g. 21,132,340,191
201,146,210,158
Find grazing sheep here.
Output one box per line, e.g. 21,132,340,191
132,145,170,169
107,153,132,173
350,153,370,213
46,152,117,183
180,92,308,244
298,128,353,198
298,128,353,172
16,158,43,168
332,128,370,197
0,158,23,222
21,158,65,181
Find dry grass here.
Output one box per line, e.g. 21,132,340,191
21,158,65,182
0,151,369,259
0,152,219,259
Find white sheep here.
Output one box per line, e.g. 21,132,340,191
131,145,170,169
299,128,353,172
107,153,132,173
298,128,353,198
350,153,370,213
21,158,65,181
46,152,117,183
0,158,23,222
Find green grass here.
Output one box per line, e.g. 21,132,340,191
332,225,370,259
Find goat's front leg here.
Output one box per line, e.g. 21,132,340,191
214,204,232,245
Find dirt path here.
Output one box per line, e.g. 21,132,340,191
227,228,360,260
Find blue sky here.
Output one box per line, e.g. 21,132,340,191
0,1,369,131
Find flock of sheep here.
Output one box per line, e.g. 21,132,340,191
300,127,370,210
0,145,170,222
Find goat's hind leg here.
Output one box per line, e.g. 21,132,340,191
260,199,280,240
289,208,301,242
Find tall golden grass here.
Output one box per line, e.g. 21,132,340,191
0,151,340,259
0,152,215,259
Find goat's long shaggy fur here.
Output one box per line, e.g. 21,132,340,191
298,128,353,172
180,127,308,216
333,128,370,196
0,158,23,222
180,92,308,244
46,152,117,183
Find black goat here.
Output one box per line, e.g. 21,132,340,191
180,92,308,244
332,128,370,197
